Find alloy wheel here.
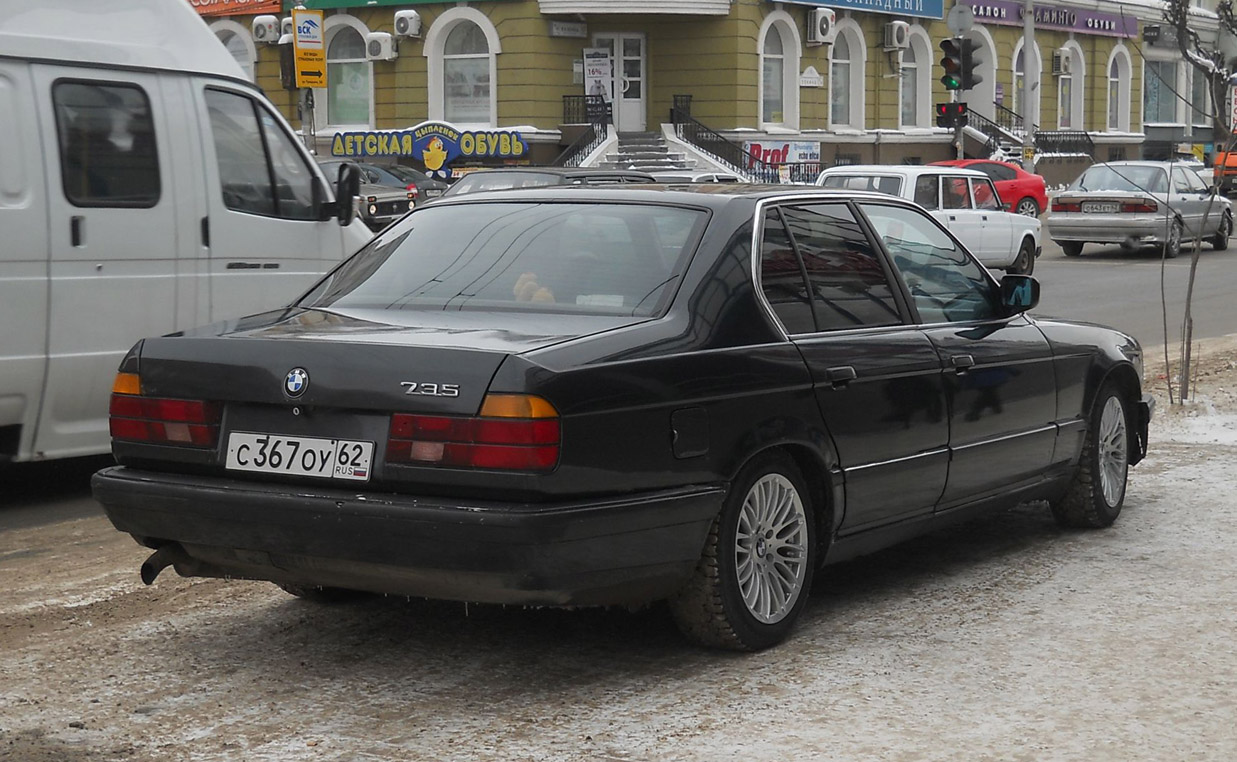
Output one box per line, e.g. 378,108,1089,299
734,473,809,624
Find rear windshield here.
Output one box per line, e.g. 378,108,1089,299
303,201,708,317
820,174,903,196
446,171,560,195
1072,165,1168,194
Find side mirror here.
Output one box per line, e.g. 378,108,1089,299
1000,274,1039,314
335,163,362,227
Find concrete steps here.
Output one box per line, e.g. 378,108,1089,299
594,131,696,172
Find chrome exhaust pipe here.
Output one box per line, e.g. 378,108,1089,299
140,544,188,585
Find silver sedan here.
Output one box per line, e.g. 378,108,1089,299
1047,161,1232,258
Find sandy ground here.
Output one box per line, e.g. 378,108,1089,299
2,337,1235,762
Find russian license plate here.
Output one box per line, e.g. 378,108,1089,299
225,432,374,482
1083,201,1119,213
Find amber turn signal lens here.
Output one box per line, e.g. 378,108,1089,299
112,372,141,395
479,394,558,419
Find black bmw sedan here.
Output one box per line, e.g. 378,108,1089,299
92,186,1153,651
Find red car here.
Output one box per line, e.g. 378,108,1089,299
930,159,1048,217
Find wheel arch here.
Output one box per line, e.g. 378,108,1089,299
1088,361,1144,465
728,440,839,566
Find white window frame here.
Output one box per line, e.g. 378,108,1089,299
829,20,866,130
1106,45,1132,132
1057,40,1084,130
1011,39,1042,129
1143,57,1182,126
425,7,502,128
315,15,374,132
757,10,801,130
900,26,931,129
209,19,257,82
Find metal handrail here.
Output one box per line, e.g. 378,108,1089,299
1035,130,1094,155
670,107,810,183
553,95,610,167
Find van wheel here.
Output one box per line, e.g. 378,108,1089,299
1211,212,1232,251
1050,383,1129,529
669,451,816,651
1062,242,1083,257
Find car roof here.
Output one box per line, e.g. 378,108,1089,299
820,164,988,178
458,167,656,179
417,184,911,211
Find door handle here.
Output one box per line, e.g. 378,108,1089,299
950,354,975,374
826,365,857,388
200,216,210,248
70,216,84,247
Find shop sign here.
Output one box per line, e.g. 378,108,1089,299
187,0,281,16
744,141,821,166
293,8,326,89
967,0,1137,38
772,0,945,21
799,66,825,88
549,21,588,38
583,48,613,102
330,122,528,179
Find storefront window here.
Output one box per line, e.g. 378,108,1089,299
1191,68,1211,126
326,27,370,125
1144,60,1178,123
444,21,490,124
762,27,785,124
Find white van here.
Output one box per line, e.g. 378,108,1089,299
0,0,371,462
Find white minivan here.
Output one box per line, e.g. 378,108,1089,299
0,0,371,462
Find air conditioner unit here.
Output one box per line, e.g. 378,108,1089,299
1052,50,1071,75
252,15,279,45
366,32,398,61
807,7,837,46
883,21,910,50
281,16,293,37
394,9,423,38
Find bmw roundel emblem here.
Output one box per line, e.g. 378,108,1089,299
284,368,309,398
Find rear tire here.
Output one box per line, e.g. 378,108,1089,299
1210,212,1232,251
277,583,368,603
1050,383,1130,529
1014,197,1040,217
1061,242,1083,257
670,451,816,651
1008,238,1036,275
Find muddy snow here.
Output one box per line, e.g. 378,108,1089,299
2,337,1236,761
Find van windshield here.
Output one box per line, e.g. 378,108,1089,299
303,201,708,317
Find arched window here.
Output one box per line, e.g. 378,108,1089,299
900,30,930,129
762,27,785,124
323,21,372,128
757,12,800,130
425,8,501,127
1057,44,1084,130
830,35,851,126
1012,41,1041,128
209,20,256,82
1106,46,1132,132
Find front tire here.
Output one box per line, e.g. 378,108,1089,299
670,451,816,651
1050,383,1130,528
1210,212,1232,251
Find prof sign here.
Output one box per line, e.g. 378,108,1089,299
293,8,326,89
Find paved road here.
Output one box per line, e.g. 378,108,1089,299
1030,235,1236,350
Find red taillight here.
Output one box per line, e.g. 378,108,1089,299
109,383,221,448
386,395,560,472
1120,199,1159,214
406,184,419,196
1052,200,1081,213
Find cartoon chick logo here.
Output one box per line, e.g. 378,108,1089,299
422,137,448,172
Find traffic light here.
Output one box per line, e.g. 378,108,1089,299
935,102,968,128
959,38,984,91
939,38,963,91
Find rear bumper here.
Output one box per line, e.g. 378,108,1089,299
1048,214,1169,246
92,467,724,607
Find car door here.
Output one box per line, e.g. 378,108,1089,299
30,65,183,458
1177,166,1219,237
971,176,1016,268
757,202,949,532
1169,166,1205,238
858,201,1057,508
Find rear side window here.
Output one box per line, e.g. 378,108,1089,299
308,202,707,317
942,177,972,209
780,203,901,331
971,178,1001,210
913,174,939,209
759,208,815,334
53,81,159,207
820,174,902,195
204,89,316,220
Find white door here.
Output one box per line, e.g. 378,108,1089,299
191,81,344,324
971,177,1016,267
30,65,184,459
593,33,646,132
933,175,991,264
0,61,50,460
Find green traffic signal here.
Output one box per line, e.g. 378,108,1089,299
939,38,963,91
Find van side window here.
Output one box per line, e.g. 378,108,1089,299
204,89,316,221
53,81,160,208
